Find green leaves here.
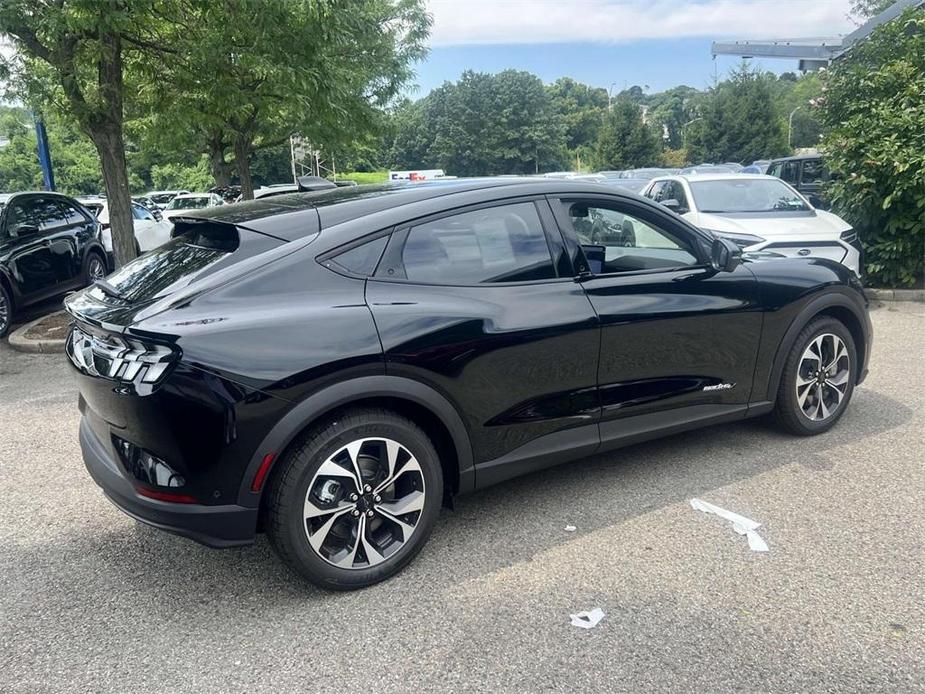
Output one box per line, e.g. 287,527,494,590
819,8,925,288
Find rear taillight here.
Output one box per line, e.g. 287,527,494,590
66,325,178,395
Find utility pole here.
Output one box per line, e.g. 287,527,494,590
32,113,55,191
788,106,803,149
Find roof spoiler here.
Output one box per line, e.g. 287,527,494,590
296,175,337,192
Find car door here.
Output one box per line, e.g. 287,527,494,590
48,197,95,288
550,193,763,446
2,195,68,302
365,197,602,486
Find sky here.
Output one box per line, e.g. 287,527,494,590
411,0,861,96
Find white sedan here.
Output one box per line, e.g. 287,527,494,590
641,173,861,276
161,192,224,221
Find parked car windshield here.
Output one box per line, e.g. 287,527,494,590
166,196,210,210
690,179,809,213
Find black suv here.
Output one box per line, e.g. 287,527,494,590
0,191,105,336
767,154,829,209
65,180,871,589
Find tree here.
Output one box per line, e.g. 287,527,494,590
144,0,430,198
390,70,567,175
818,8,925,287
594,97,661,170
686,64,788,164
546,77,608,151
646,85,701,149
0,1,172,267
851,0,895,19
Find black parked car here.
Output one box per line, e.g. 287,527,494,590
0,191,106,337
767,154,829,209
64,179,871,589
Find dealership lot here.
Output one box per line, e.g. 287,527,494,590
0,301,922,693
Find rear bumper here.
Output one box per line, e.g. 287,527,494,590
79,417,257,548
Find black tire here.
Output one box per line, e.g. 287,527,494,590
0,282,13,339
265,407,443,590
773,316,857,436
82,250,107,285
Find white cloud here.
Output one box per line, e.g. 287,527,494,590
427,0,858,46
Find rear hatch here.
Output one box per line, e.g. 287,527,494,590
64,218,308,330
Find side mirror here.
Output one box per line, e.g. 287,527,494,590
660,198,687,214
711,237,742,273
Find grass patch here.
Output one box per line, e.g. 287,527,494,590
335,171,389,184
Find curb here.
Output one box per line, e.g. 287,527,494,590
865,288,925,303
7,311,69,354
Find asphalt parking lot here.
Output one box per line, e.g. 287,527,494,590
1,301,923,693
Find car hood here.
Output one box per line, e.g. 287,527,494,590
692,210,851,239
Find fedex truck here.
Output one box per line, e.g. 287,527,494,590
388,169,448,182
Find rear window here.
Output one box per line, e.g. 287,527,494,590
102,224,241,303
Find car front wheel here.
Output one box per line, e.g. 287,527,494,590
265,407,443,590
774,316,857,435
0,282,12,338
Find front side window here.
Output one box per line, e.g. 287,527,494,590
132,204,155,221
801,159,827,184
391,202,556,284
564,201,698,274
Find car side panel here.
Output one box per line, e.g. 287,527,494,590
366,278,601,465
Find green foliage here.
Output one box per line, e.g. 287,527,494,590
390,70,567,176
149,158,213,192
851,0,894,18
546,77,608,150
819,9,925,288
686,64,788,164
646,85,701,149
593,98,662,170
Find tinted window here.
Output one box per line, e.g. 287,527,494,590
645,181,667,201
57,200,89,226
5,197,69,235
328,235,388,276
395,202,555,284
167,196,210,210
565,201,698,274
779,161,799,184
801,159,827,184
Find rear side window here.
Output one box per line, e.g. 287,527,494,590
56,199,89,226
325,235,388,276
384,202,556,285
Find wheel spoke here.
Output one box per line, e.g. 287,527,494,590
304,496,353,520
307,506,353,552
332,514,364,568
344,440,366,491
827,370,850,387
797,382,814,408
376,506,417,543
317,458,362,493
375,454,423,494
816,385,830,419
826,339,847,371
378,490,425,517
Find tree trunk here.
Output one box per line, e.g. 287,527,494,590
92,29,136,269
93,126,137,269
208,136,232,188
234,136,254,200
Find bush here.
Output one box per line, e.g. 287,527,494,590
819,9,925,287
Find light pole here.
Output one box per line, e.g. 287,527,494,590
607,82,618,111
788,106,803,149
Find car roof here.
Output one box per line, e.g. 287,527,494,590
768,154,822,163
182,177,652,241
654,173,782,183
0,191,77,203
173,192,211,199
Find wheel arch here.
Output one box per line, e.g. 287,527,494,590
765,290,869,402
238,375,475,510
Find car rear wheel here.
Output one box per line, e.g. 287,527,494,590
265,407,443,590
0,283,12,338
773,317,857,435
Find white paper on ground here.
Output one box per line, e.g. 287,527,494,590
690,498,769,552
570,608,605,629
564,525,577,532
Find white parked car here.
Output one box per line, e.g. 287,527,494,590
641,173,861,276
161,192,224,221
145,190,190,210
77,198,174,265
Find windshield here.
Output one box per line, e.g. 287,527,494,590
167,196,209,210
690,179,809,213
